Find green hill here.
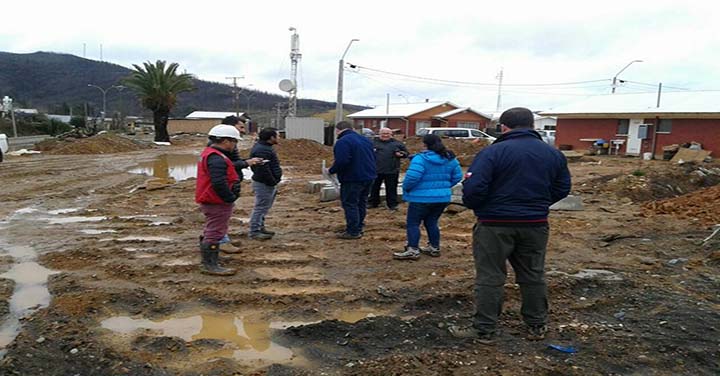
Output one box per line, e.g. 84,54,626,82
0,51,364,124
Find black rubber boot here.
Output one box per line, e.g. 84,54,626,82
200,242,236,276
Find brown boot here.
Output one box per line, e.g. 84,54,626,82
218,242,241,254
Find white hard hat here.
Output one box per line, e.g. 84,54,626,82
208,124,242,140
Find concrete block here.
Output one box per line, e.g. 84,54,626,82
379,186,404,200
550,195,584,211
307,180,332,194
320,186,340,202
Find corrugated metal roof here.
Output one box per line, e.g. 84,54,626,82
348,102,458,118
433,107,492,120
186,111,245,119
541,92,720,116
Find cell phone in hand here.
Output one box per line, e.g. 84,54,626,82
261,159,270,164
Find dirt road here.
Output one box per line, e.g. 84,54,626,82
0,135,717,375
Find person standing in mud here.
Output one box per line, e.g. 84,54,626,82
393,134,462,260
450,107,571,342
368,128,409,211
326,121,376,239
195,124,249,276
248,128,282,240
214,116,261,252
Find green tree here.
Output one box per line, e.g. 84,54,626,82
122,60,194,142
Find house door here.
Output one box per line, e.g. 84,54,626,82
626,119,644,156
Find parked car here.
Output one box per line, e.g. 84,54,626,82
0,134,8,162
537,130,556,146
417,127,496,142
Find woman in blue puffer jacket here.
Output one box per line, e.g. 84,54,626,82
394,134,463,260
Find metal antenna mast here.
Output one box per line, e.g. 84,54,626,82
288,27,301,117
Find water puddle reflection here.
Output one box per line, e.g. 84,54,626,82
128,154,254,182
101,308,386,365
102,313,302,364
80,229,117,235
102,236,172,242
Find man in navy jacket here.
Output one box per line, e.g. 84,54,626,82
328,121,377,239
451,107,571,343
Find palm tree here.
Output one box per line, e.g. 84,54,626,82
123,60,194,143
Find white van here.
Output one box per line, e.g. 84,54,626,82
417,127,496,142
0,134,8,162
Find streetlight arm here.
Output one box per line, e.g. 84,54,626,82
341,39,359,61
614,60,643,77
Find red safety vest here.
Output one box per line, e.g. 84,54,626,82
195,147,240,204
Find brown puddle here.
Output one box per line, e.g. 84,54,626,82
100,308,387,367
128,154,253,181
101,313,305,366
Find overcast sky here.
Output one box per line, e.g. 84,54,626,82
2,0,719,113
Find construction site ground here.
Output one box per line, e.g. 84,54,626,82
0,134,718,376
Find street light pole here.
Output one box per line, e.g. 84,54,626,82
335,38,359,126
87,84,124,120
611,60,643,93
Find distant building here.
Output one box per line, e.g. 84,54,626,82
541,92,720,156
168,111,247,134
348,101,491,137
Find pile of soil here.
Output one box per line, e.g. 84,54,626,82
36,134,152,155
404,137,487,166
275,139,334,174
643,184,720,225
594,162,720,202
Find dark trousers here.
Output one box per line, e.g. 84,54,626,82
472,223,549,333
406,202,448,248
368,173,399,208
340,180,373,235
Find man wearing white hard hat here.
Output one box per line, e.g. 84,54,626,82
195,124,257,276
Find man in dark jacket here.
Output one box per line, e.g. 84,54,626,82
248,128,282,240
451,107,571,343
327,121,377,239
368,128,408,210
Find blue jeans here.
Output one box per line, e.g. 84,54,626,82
249,181,277,233
406,202,448,248
340,180,372,235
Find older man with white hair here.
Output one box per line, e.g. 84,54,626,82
368,127,409,211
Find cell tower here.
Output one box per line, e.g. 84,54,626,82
288,27,301,117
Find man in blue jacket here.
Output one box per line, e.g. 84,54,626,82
451,107,571,343
328,121,377,239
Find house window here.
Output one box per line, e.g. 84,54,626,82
356,120,364,127
617,119,629,135
657,119,672,133
415,120,430,134
457,121,479,129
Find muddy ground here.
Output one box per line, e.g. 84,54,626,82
0,134,718,375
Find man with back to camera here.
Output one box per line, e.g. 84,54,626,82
368,127,409,211
450,107,571,343
326,121,377,239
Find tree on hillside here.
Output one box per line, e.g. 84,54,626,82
122,60,194,142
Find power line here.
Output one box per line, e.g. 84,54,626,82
347,63,611,87
622,80,690,91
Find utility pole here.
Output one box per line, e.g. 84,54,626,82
335,39,359,125
100,44,103,61
274,103,284,130
656,82,663,108
288,27,301,117
225,76,245,116
83,43,86,58
495,68,504,112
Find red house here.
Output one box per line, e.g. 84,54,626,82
542,92,720,157
348,101,491,137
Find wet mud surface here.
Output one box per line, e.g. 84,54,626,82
0,136,717,375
